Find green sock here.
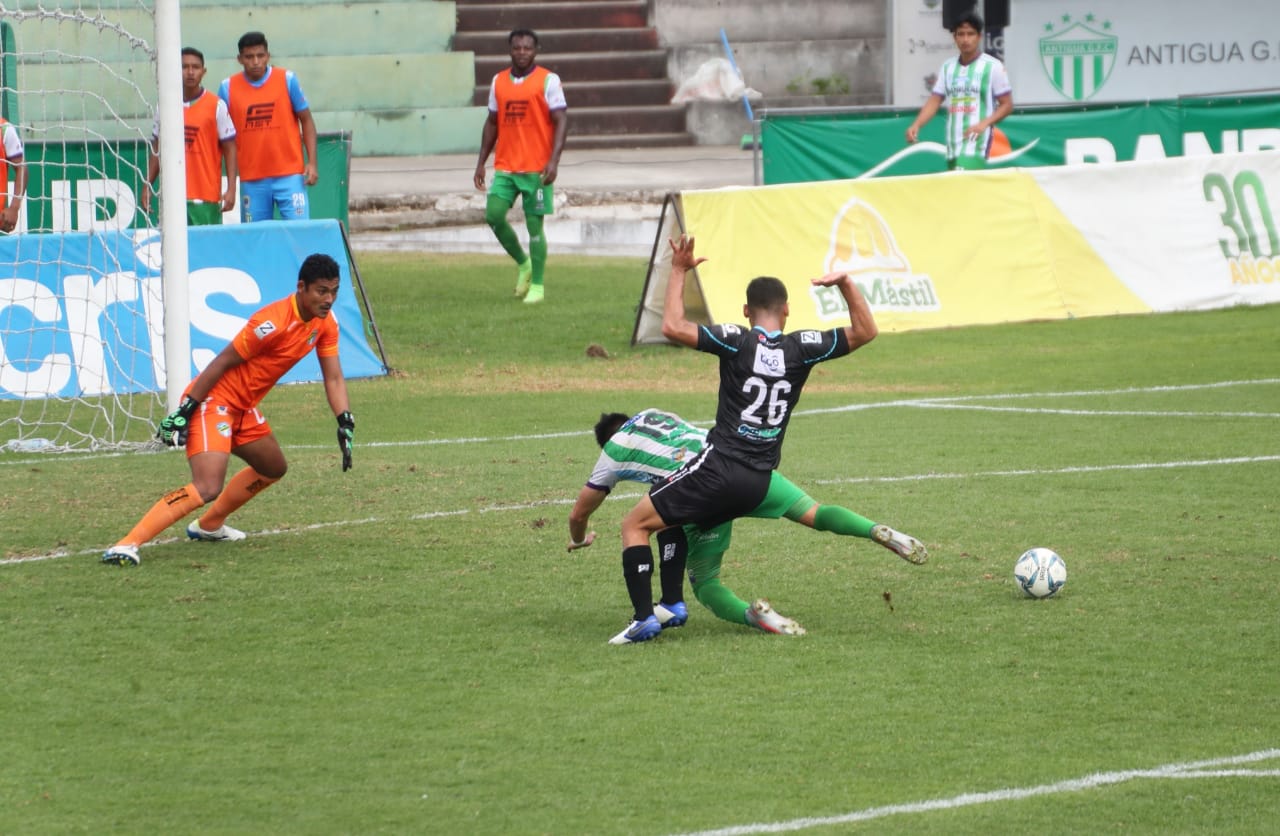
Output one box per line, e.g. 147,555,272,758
484,196,526,264
812,504,877,538
692,577,749,625
527,214,547,287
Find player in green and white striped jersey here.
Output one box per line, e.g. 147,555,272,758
569,408,926,644
905,10,1012,170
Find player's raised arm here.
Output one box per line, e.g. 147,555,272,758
661,235,706,348
811,272,878,351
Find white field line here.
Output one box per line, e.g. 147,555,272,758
3,453,1276,567
668,748,1280,836
3,379,1276,466
811,454,1280,485
910,404,1280,418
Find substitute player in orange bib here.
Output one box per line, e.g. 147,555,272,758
219,31,318,222
102,253,355,567
142,47,238,226
473,28,568,305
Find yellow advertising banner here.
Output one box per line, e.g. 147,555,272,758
676,172,1149,333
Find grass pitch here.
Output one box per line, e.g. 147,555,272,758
2,252,1278,834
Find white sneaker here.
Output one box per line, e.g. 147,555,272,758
872,525,928,565
186,522,246,542
102,544,140,567
745,599,806,636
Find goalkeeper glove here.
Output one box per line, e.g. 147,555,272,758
337,411,355,472
156,395,199,447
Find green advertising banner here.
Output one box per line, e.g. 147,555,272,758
761,94,1280,184
13,131,351,233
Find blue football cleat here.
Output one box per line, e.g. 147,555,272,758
653,601,688,628
608,614,662,645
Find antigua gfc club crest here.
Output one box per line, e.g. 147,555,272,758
1038,12,1117,101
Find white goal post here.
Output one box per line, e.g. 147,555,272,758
0,0,190,452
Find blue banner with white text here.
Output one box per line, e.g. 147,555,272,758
0,220,385,400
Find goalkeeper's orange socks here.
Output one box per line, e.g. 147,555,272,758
115,483,205,548
196,466,278,531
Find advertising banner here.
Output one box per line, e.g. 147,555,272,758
761,94,1280,183
10,132,352,233
1004,1,1280,105
634,151,1280,341
0,219,385,400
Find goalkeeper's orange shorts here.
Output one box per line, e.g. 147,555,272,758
185,401,273,458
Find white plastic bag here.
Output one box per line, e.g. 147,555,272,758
671,58,762,103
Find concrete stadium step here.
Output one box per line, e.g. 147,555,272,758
474,50,670,85
453,28,659,54
569,104,688,136
456,1,648,32
563,132,694,150
563,79,673,108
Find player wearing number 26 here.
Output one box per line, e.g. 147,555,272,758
102,253,354,567
612,235,888,641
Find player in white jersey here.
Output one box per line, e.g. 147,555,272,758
905,10,1012,170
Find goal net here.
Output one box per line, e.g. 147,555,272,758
0,0,187,453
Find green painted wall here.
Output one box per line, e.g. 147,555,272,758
2,1,483,156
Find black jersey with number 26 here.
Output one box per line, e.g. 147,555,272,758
696,323,850,471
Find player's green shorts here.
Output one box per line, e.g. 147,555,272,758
489,171,554,216
948,154,988,171
748,471,816,520
684,471,815,585
186,200,223,226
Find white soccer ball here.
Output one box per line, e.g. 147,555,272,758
1014,548,1067,598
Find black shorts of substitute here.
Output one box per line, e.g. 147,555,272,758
649,445,771,530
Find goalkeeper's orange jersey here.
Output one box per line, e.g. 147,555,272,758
196,294,339,411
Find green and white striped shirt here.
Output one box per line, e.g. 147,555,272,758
932,52,1011,161
587,408,705,491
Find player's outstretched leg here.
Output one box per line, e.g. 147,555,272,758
102,483,206,567
871,524,929,565
745,599,806,636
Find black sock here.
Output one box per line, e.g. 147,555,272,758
621,545,656,621
656,528,688,606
